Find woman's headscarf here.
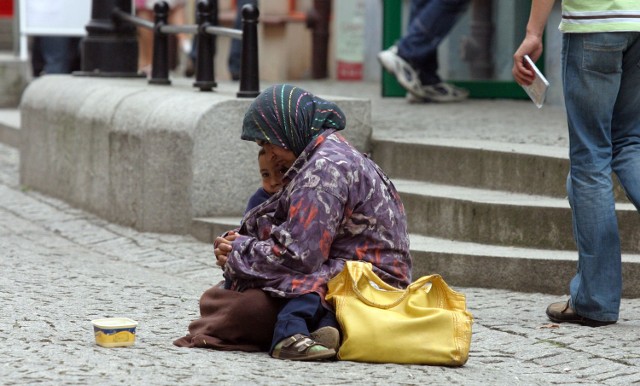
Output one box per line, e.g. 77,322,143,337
241,84,346,156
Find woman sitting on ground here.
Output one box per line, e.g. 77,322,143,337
174,84,412,360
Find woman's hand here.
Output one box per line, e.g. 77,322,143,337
214,231,238,268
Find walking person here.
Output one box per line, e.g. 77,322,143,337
513,1,640,326
378,0,470,103
135,0,192,76
186,0,256,79
31,36,81,76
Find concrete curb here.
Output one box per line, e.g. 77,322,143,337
0,108,20,148
17,76,372,234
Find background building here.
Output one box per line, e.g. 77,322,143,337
0,0,564,106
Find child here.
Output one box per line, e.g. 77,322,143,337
220,148,286,289
244,148,287,214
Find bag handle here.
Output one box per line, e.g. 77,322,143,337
347,261,444,309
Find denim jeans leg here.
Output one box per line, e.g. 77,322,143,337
270,293,326,353
39,37,75,74
228,0,257,79
611,33,640,208
397,0,469,85
562,33,633,321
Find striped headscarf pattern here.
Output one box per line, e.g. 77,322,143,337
241,84,346,156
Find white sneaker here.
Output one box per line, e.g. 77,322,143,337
406,82,469,103
377,46,426,99
377,45,400,74
180,39,193,55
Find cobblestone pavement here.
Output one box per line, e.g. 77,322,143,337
2,134,640,384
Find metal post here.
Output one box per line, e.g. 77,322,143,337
380,0,404,97
149,2,171,85
461,0,494,79
237,4,260,98
307,0,331,79
193,0,217,91
77,0,140,77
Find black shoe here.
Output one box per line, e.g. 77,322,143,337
184,59,195,78
546,300,616,327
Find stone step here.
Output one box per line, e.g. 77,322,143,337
372,137,628,201
190,216,640,297
395,179,640,253
191,216,242,244
0,108,20,148
191,177,640,254
410,234,640,298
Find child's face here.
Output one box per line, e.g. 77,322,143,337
258,153,287,194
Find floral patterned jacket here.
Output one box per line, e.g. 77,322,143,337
224,130,412,299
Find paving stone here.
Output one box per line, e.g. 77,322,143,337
2,127,640,384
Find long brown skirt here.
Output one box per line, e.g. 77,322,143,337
173,285,282,352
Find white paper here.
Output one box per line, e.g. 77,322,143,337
20,0,91,36
522,55,550,109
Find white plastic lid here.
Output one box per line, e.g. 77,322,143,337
91,317,138,329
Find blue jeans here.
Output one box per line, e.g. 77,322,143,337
396,0,469,85
228,0,257,80
270,293,338,353
563,32,640,322
33,36,81,75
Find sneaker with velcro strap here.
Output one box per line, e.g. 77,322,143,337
310,326,340,351
271,334,336,361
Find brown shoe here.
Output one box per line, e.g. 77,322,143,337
271,334,336,361
546,300,616,327
310,326,340,351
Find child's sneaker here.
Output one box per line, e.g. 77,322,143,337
406,82,469,103
377,46,426,99
310,326,340,351
271,334,336,361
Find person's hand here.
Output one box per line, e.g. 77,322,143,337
213,231,238,268
512,34,543,86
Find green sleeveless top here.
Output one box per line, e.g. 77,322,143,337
560,1,640,32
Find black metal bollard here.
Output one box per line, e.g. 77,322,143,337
307,0,331,79
149,1,171,85
237,4,260,98
78,0,140,76
193,0,217,91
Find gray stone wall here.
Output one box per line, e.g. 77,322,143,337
19,76,371,234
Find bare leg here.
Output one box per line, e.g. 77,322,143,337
169,4,192,54
136,8,154,74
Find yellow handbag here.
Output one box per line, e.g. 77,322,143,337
326,261,473,366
